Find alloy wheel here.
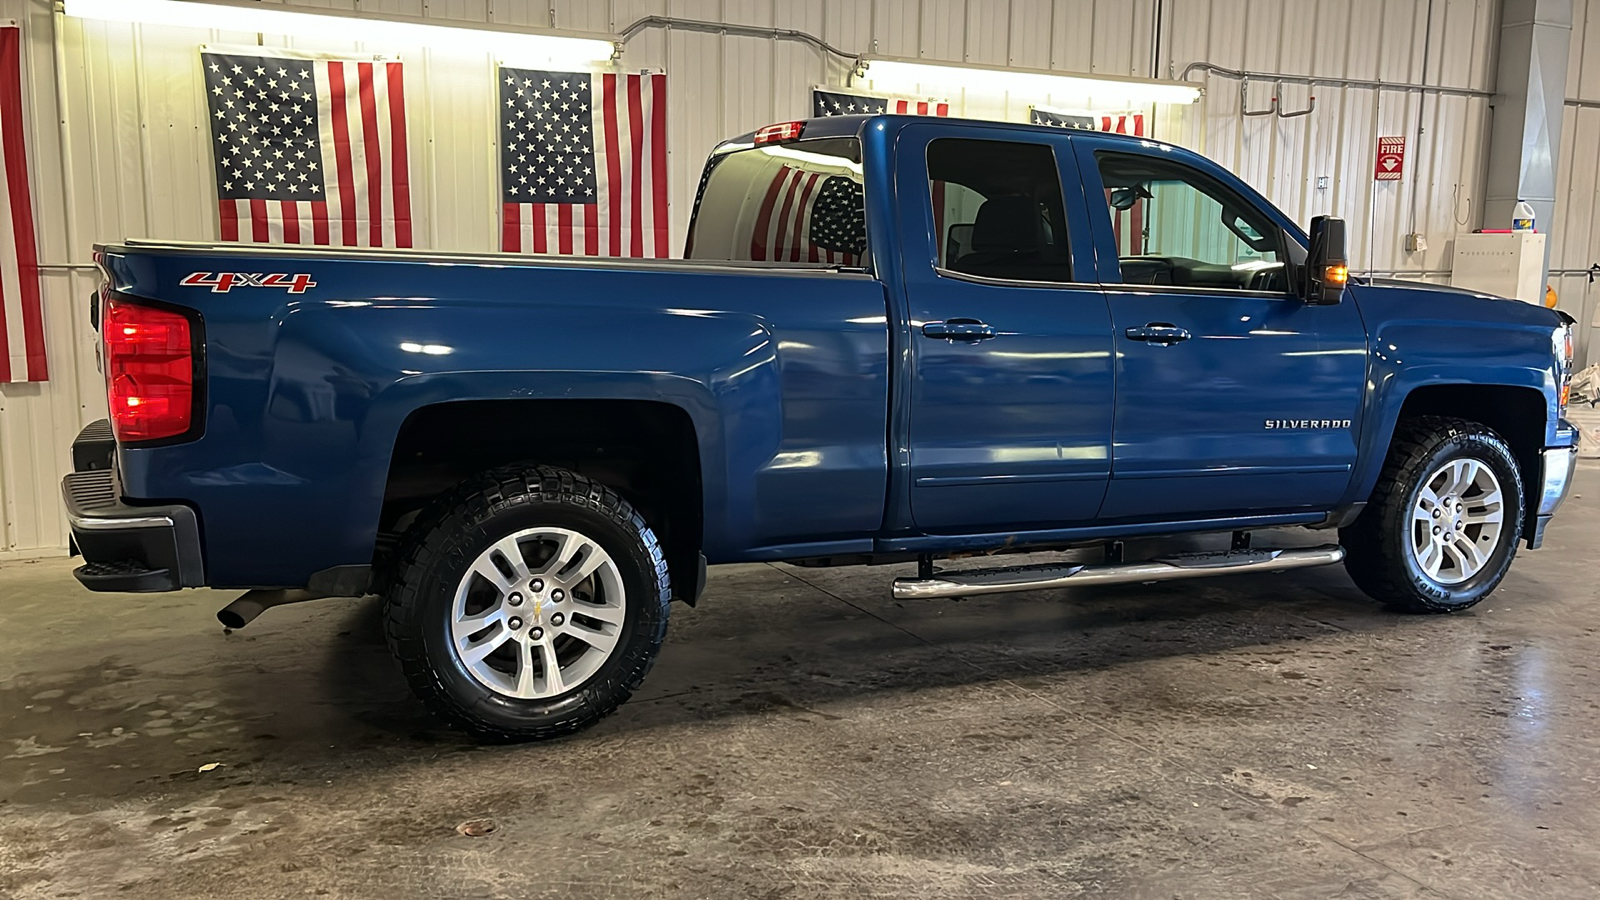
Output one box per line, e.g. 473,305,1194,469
449,527,628,699
1408,458,1505,585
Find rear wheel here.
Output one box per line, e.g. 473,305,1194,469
1341,417,1524,613
385,465,670,741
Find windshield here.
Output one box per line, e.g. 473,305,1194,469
684,138,867,266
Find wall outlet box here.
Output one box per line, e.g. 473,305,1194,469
1404,233,1427,252
1316,176,1330,190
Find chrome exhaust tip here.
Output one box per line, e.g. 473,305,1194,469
217,589,327,629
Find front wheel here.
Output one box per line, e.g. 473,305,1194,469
385,465,670,741
1341,416,1525,613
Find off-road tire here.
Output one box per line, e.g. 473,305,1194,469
1341,416,1524,613
385,464,670,741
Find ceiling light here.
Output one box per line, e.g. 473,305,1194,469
860,58,1202,107
62,0,618,68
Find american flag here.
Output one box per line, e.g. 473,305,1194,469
1031,106,1147,138
202,51,412,247
750,167,866,265
0,26,44,382
813,89,949,118
500,68,668,257
1029,108,1097,130
1032,107,1149,255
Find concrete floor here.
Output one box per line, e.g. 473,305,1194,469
4,468,1600,899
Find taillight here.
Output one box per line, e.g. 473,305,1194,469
103,297,196,442
754,121,805,145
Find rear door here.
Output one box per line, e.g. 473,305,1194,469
896,124,1114,532
1070,136,1369,520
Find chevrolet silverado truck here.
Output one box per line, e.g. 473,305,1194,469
66,114,1580,741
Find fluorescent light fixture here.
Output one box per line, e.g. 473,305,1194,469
63,0,618,67
860,58,1202,106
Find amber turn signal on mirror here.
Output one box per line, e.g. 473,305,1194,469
1304,216,1349,305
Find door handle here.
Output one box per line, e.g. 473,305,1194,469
922,318,997,342
1124,323,1191,345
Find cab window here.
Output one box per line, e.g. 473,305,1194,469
685,137,866,265
1094,151,1286,293
928,138,1072,283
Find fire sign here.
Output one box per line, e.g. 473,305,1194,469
1375,137,1405,181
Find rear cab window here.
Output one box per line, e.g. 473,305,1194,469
685,137,867,266
927,138,1073,283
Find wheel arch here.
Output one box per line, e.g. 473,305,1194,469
1371,383,1545,532
374,398,705,604
1340,412,1528,613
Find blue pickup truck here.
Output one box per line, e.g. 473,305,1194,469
66,114,1579,740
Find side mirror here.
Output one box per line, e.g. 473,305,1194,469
1303,215,1348,305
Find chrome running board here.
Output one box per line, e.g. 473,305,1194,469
890,545,1345,600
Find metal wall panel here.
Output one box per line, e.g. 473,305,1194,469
1553,0,1600,365
1166,0,1497,283
0,0,1513,552
1,0,101,558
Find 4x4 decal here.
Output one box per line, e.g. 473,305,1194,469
180,272,317,294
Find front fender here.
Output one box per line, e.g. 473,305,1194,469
1345,315,1560,507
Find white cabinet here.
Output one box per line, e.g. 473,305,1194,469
1450,232,1547,304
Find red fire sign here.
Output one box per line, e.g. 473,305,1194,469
1375,137,1405,181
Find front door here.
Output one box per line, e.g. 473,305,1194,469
898,126,1114,532
1072,139,1369,520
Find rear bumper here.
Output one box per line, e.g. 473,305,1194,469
71,417,115,472
1526,444,1580,550
62,421,204,592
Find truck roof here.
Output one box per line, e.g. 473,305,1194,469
715,113,1164,155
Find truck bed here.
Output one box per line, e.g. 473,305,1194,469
95,240,892,589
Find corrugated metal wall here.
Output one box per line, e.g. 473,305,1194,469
1164,0,1497,285
0,0,1508,554
1554,0,1600,365
1,0,91,559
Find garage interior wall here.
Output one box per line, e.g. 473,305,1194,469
0,0,1508,555
1554,0,1600,367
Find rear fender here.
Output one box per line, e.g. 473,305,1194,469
336,310,770,561
362,368,726,528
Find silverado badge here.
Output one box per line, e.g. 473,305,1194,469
1264,419,1353,429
